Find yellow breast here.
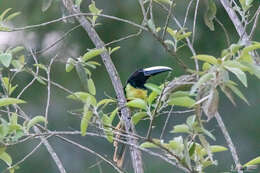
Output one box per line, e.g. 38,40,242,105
125,84,147,100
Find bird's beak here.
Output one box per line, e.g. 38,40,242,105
143,66,172,76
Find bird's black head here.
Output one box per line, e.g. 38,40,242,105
127,66,172,89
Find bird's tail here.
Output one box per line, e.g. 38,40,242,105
113,122,127,168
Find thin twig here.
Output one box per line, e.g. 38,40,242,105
192,0,199,45
105,30,142,47
45,56,56,127
17,49,39,99
183,0,194,28
36,25,81,55
161,0,174,40
215,112,243,173
57,135,125,173
4,13,147,32
215,17,231,46
249,6,260,39
160,106,173,139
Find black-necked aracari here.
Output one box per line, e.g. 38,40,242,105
113,66,172,167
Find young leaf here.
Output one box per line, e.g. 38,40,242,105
101,114,113,143
0,8,12,21
168,96,195,108
97,99,115,108
225,66,247,87
201,145,228,156
0,53,12,67
171,124,190,133
80,111,93,136
67,92,97,105
190,73,215,94
144,83,161,94
82,48,105,61
166,27,177,40
109,46,120,55
4,12,21,21
0,98,25,107
225,82,249,104
0,26,11,31
10,46,24,55
87,78,96,95
127,98,147,110
76,63,88,91
192,54,218,65
147,91,158,104
27,116,47,131
243,156,260,167
109,108,118,124
65,58,75,72
132,112,147,125
0,152,12,166
140,142,158,148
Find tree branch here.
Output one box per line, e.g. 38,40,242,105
215,112,243,173
61,1,144,172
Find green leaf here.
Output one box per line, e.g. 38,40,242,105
192,54,218,65
0,98,25,107
97,99,115,108
225,82,249,104
144,83,161,94
190,73,215,94
202,128,216,141
223,60,250,72
147,19,156,33
168,96,195,108
34,63,47,71
171,124,190,133
65,58,75,72
101,114,113,143
109,46,120,55
0,147,6,155
225,66,247,87
67,92,97,105
80,111,93,136
76,63,88,91
4,12,21,21
170,91,192,98
109,108,118,124
132,112,147,125
186,115,196,128
0,152,12,166
42,0,53,12
153,0,172,5
140,142,158,148
166,27,177,40
239,0,254,11
0,53,12,67
87,78,96,95
168,136,184,153
204,0,217,31
82,48,105,62
201,145,228,156
27,116,47,131
10,46,24,55
0,26,11,31
147,91,158,104
127,98,147,110
243,156,260,167
36,77,46,85
239,42,260,62
0,8,12,21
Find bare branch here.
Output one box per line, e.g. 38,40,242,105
215,112,243,173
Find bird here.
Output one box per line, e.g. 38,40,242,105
113,66,172,168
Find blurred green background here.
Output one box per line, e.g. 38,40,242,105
0,0,260,172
